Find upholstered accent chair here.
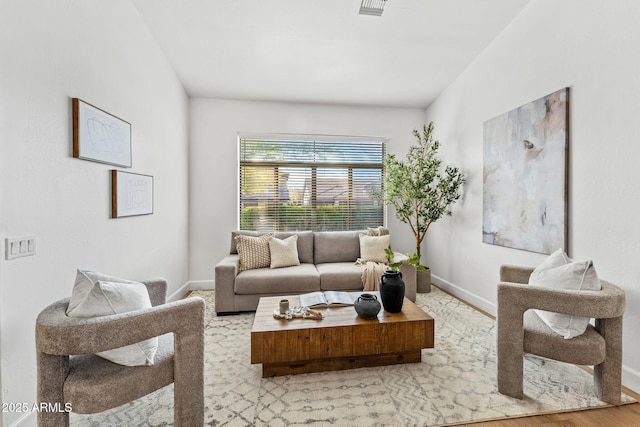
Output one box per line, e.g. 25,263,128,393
36,278,205,426
497,265,626,405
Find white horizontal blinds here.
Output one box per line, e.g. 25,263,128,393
239,136,385,231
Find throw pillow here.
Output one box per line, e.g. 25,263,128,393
359,234,390,263
66,269,158,366
529,249,601,339
235,233,273,271
269,235,300,268
367,226,389,236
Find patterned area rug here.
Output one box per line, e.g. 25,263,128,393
71,287,634,426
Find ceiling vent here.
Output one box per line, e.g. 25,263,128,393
359,0,387,17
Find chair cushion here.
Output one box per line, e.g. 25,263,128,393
235,233,273,271
317,262,364,291
523,310,605,365
269,235,300,269
529,249,601,339
66,270,158,366
64,333,174,414
234,264,320,294
359,234,390,263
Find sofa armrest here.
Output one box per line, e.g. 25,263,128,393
214,254,240,313
390,251,409,264
389,251,417,302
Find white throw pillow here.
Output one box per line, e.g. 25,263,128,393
529,249,601,339
269,235,300,268
66,269,158,366
359,234,390,263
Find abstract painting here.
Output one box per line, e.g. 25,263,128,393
483,88,569,254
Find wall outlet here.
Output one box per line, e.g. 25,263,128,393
4,235,36,260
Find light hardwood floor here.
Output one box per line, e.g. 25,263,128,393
460,394,640,426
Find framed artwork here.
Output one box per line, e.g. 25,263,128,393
111,170,153,218
482,87,569,254
73,98,132,167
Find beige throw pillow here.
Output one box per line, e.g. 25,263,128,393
529,249,601,339
235,233,273,271
66,269,158,366
269,235,300,268
367,226,390,236
359,234,390,263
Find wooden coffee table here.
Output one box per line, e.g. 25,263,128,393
251,291,434,377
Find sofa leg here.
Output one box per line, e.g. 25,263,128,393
216,311,240,316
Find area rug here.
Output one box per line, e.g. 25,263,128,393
70,287,634,426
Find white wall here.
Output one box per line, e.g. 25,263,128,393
188,98,425,283
424,0,640,392
0,1,189,425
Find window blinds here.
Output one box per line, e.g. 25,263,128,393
239,135,386,231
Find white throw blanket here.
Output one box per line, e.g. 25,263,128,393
355,258,387,291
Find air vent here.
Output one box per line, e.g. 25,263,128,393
359,0,387,17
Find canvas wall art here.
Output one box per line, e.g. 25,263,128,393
111,170,153,218
482,88,569,254
73,98,132,167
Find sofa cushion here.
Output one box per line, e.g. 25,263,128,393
317,262,364,291
236,234,273,271
274,231,314,264
359,234,390,263
234,263,320,294
230,230,261,254
231,230,314,264
269,235,300,269
314,230,362,264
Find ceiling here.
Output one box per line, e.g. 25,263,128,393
133,0,530,109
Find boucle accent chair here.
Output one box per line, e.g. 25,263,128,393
35,278,205,427
497,265,626,405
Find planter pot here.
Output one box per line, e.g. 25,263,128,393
417,268,432,293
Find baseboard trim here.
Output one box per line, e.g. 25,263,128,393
623,365,640,395
167,280,215,301
8,410,32,427
167,282,191,302
187,280,215,291
431,273,640,395
431,273,496,316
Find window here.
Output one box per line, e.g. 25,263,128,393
239,134,386,231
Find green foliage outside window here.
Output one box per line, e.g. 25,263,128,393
240,205,383,231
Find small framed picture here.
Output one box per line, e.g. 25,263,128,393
111,170,153,218
73,98,132,167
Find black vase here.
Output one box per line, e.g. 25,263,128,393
354,293,382,319
379,270,405,313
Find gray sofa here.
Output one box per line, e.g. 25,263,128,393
214,230,417,315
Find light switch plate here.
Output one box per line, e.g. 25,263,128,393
5,236,36,260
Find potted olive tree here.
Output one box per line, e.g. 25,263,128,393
378,122,465,293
